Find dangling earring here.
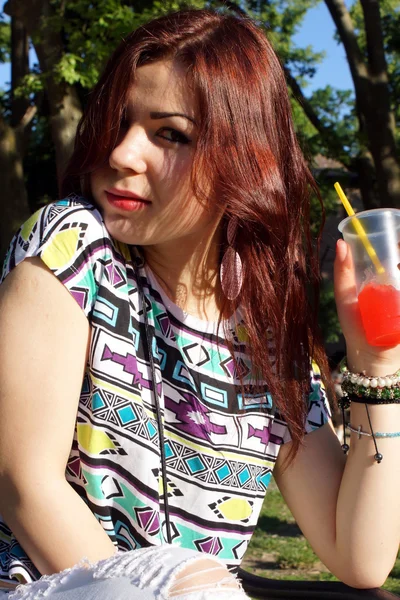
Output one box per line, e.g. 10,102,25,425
220,217,243,300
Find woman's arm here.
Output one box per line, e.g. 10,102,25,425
274,415,400,589
273,240,400,589
0,257,116,576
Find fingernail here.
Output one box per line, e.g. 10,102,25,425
336,239,347,262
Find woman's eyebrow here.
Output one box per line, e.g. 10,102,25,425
149,111,197,125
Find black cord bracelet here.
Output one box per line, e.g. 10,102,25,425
346,393,400,405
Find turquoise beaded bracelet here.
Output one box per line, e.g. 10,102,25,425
347,423,400,439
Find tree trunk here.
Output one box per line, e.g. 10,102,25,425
359,0,400,207
5,0,83,189
351,150,378,210
10,18,29,128
0,118,31,261
324,0,370,127
0,16,31,261
41,79,82,187
325,0,400,207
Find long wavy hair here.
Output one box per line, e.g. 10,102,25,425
61,8,330,461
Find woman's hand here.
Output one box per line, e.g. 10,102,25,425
333,239,400,374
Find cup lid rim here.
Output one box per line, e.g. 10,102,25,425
338,207,400,233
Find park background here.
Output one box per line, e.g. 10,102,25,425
0,0,399,592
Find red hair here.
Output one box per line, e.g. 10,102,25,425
62,9,329,461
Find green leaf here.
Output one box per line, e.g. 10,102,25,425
0,16,11,63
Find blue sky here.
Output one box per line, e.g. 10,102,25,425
0,0,354,96
292,1,353,94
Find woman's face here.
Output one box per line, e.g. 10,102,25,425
91,59,219,249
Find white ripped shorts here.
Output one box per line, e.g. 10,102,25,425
0,545,250,600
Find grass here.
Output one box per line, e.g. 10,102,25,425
242,480,400,595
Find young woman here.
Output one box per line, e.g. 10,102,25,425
0,8,399,598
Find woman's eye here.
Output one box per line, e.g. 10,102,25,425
157,128,190,145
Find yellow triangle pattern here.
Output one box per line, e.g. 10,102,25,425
115,240,131,262
311,360,325,389
236,325,248,343
41,228,80,269
216,497,253,521
20,209,41,241
77,424,116,454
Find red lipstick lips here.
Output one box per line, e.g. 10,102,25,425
105,189,151,212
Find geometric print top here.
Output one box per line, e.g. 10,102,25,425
0,197,331,584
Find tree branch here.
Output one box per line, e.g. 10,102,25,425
359,0,397,146
359,0,400,204
284,65,348,164
283,67,323,134
324,0,370,121
11,17,29,127
17,104,38,130
360,0,390,84
221,0,347,161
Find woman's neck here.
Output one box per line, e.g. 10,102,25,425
142,231,224,321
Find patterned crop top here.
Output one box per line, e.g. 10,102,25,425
0,197,330,583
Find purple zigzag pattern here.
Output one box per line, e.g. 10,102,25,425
102,345,144,387
248,423,282,447
165,392,226,441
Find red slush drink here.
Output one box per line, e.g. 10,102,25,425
358,281,400,346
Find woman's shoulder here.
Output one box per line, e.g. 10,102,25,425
1,196,131,316
4,195,126,268
31,195,106,239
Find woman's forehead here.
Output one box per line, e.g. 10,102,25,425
127,59,198,119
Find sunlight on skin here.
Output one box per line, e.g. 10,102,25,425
168,558,240,597
90,58,224,320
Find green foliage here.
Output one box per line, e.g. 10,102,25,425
242,1,359,167
290,95,318,150
308,87,358,157
245,0,326,81
0,87,10,117
342,0,400,138
43,0,207,90
0,15,10,63
14,72,45,98
4,0,397,348
250,0,399,171
48,0,147,89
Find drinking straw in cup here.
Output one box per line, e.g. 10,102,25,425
334,183,385,275
336,182,400,347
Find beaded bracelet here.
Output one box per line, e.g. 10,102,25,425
347,424,400,439
339,398,384,462
346,393,400,405
338,358,400,402
337,357,400,463
345,421,400,464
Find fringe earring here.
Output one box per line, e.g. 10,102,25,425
220,217,243,300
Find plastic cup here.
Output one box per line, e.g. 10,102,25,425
338,208,400,347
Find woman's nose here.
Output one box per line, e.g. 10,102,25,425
109,126,147,174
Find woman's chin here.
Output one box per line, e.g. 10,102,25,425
103,217,139,245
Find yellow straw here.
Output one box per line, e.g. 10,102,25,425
334,182,385,275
